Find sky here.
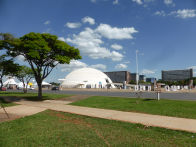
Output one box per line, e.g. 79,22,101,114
0,0,196,82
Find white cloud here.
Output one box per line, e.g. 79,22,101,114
65,22,81,29
58,60,106,72
154,9,196,19
111,43,123,50
59,60,87,72
15,55,25,62
164,0,175,6
132,0,154,6
58,37,66,42
141,69,155,74
90,64,107,70
115,64,127,69
164,0,172,5
43,28,53,33
95,24,138,40
154,10,166,16
132,0,143,5
44,20,50,25
82,16,95,25
188,66,196,70
113,0,119,5
111,51,123,61
66,27,123,61
170,9,196,19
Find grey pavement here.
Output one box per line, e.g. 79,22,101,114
8,89,196,101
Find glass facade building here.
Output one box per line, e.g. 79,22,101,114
162,69,193,81
104,71,131,83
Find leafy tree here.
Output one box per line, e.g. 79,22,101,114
129,80,136,84
6,32,81,99
0,55,21,90
0,33,15,50
50,82,60,86
139,80,151,84
192,78,196,86
15,66,34,93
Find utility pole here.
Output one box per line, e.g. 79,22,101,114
136,50,139,91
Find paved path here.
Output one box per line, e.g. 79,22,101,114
13,100,196,133
0,105,46,122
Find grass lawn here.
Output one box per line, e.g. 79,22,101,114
0,91,72,101
0,110,195,147
71,96,196,119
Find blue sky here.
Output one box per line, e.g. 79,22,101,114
1,0,196,82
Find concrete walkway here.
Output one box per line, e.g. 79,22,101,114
0,105,46,122
13,100,196,133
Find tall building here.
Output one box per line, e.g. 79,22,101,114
104,71,131,83
130,73,146,82
146,77,156,83
139,75,146,82
105,71,146,83
130,73,136,82
162,69,193,81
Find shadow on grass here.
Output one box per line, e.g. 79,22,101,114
0,98,11,104
0,95,48,102
0,92,51,101
22,96,50,101
0,96,21,103
0,92,24,95
142,98,157,101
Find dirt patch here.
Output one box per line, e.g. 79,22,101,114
0,113,22,122
58,95,91,102
49,111,92,126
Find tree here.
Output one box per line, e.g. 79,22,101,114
0,55,21,90
129,80,136,84
0,33,15,50
192,78,196,86
0,33,20,90
15,66,34,93
7,32,81,99
50,82,60,86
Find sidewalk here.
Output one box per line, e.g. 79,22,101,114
0,105,46,122
14,100,196,133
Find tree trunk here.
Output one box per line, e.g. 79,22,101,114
0,78,3,90
24,88,27,93
23,83,27,93
37,82,42,100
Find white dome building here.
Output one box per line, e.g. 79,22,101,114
60,68,114,89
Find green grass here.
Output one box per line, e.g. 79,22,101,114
0,91,72,101
71,96,196,119
0,110,195,147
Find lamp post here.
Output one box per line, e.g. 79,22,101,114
136,50,139,91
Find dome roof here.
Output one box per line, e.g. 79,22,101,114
61,68,113,88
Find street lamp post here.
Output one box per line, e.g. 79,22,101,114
136,50,139,91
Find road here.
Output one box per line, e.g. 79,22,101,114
8,89,196,101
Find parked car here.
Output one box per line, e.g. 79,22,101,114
51,86,59,90
29,87,35,90
0,87,7,91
